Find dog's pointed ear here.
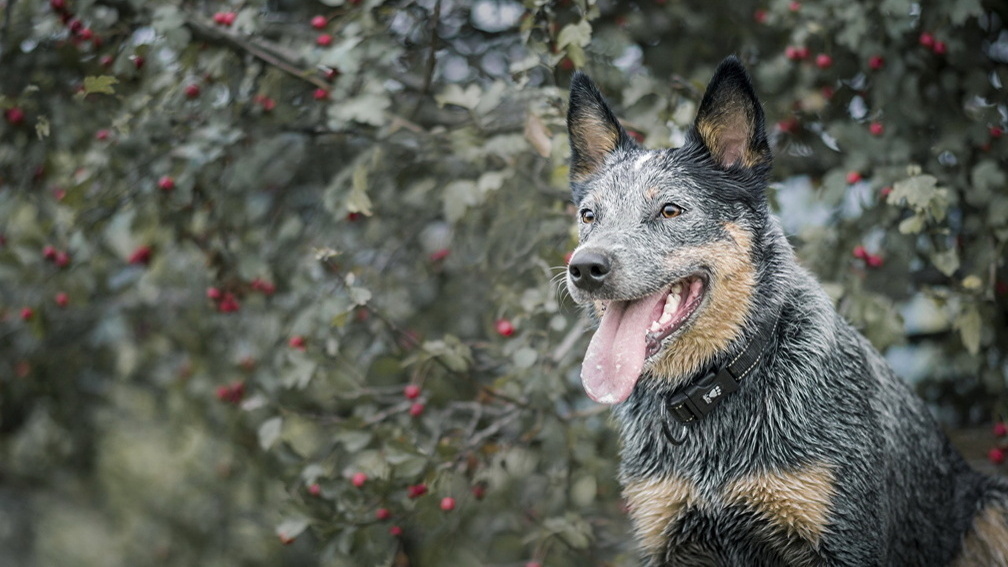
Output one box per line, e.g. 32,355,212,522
691,56,771,171
567,72,635,186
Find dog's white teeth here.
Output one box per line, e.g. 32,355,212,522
664,294,681,314
670,282,682,296
648,321,661,333
658,312,672,326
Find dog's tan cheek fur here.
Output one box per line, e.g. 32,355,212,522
722,462,835,547
623,476,703,557
953,503,1008,566
651,222,756,386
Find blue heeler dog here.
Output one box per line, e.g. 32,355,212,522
565,56,1008,566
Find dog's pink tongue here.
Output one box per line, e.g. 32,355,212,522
581,290,664,404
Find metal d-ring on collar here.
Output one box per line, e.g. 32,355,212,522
660,306,781,446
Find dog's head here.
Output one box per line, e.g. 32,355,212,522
565,56,772,404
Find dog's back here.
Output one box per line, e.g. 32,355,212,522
565,57,1008,566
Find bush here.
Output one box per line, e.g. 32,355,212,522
0,0,1005,565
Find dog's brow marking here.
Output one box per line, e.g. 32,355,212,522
624,475,703,558
954,502,1008,566
651,222,756,385
722,462,835,548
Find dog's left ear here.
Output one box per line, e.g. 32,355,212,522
567,72,636,187
691,56,771,171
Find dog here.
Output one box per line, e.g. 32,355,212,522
564,56,1008,566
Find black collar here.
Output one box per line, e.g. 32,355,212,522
660,306,781,445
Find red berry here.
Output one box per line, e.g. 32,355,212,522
932,41,946,55
375,508,391,520
324,67,341,81
815,53,833,69
289,335,307,350
880,186,893,199
785,46,802,61
919,32,934,48
429,248,450,262
440,497,456,511
55,292,69,307
222,12,236,26
788,1,801,11
852,245,868,260
495,318,515,337
53,188,66,201
869,122,884,136
100,55,114,67
409,402,425,417
185,84,200,99
991,126,1004,139
777,118,799,134
53,250,70,268
20,307,34,321
471,484,486,500
316,34,333,47
251,278,276,295
820,86,835,100
753,10,767,23
259,96,276,111
218,293,240,313
50,0,67,12
79,28,93,41
313,88,329,100
846,171,862,184
43,245,58,260
989,447,1005,465
994,422,1008,437
132,55,145,69
389,526,403,537
627,130,645,144
279,533,296,545
308,483,321,496
311,15,327,29
206,287,222,301
558,57,574,72
868,55,884,70
95,129,109,141
213,12,227,25
346,212,361,222
157,176,175,191
128,245,152,265
351,472,368,488
5,107,25,125
68,19,83,34
404,384,421,400
407,484,427,498
865,254,884,268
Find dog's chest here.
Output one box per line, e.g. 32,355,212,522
623,462,835,565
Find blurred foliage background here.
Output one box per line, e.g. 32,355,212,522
1,0,1006,565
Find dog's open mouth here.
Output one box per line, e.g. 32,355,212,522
581,275,707,405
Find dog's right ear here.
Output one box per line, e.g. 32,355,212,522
567,72,634,191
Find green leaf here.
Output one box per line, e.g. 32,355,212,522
557,20,592,49
898,214,925,234
275,517,310,541
931,248,960,277
436,84,482,110
258,417,283,450
348,163,374,216
955,306,982,355
82,76,119,96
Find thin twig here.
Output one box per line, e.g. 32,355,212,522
184,18,330,90
410,0,441,120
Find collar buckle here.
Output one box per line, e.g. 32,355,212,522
666,367,742,425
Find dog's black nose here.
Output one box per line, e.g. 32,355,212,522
568,250,611,291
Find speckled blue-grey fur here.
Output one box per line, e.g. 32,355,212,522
566,56,1008,566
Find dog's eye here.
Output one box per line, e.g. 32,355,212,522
580,208,596,224
660,203,683,219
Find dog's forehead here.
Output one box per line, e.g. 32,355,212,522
585,149,696,203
